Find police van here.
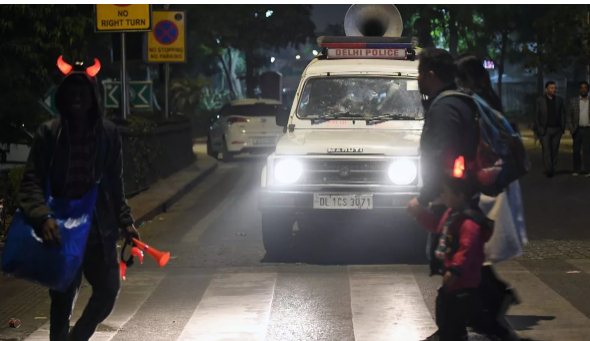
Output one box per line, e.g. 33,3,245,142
259,5,426,256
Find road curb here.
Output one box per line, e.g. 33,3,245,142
130,156,219,224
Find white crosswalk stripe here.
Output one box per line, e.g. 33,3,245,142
16,263,590,341
349,265,437,341
176,271,276,341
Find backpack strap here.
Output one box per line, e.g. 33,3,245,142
430,90,473,108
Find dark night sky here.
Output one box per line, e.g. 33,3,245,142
311,4,351,33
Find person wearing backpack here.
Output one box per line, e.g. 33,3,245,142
534,81,567,178
409,49,527,341
455,52,525,334
409,48,480,210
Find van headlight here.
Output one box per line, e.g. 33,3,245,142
388,159,417,185
275,159,303,184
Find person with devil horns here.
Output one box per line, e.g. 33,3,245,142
17,56,140,341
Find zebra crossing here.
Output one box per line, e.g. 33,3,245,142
5,262,588,341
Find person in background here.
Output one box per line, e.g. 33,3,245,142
567,81,590,177
534,81,566,178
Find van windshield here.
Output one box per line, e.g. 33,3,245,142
297,77,424,120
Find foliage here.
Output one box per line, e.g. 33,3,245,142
198,87,230,112
170,75,211,115
0,5,95,145
0,166,25,219
185,5,316,97
127,117,160,188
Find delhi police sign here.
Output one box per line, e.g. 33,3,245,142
147,11,186,63
95,4,152,32
104,81,153,109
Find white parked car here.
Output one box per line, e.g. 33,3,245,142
207,99,288,161
259,33,427,256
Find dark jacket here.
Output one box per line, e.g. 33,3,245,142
418,85,479,205
534,95,566,135
415,206,493,292
18,72,133,259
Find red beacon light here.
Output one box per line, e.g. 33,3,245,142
317,36,418,61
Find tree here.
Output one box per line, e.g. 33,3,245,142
477,5,523,98
186,5,316,98
517,5,579,93
0,5,95,145
170,75,210,115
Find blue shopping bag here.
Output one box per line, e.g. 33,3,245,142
1,183,98,292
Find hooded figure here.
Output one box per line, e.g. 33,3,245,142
18,56,139,341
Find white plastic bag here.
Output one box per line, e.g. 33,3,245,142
479,181,528,264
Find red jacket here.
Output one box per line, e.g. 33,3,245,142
415,207,493,292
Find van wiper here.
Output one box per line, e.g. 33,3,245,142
310,111,360,124
366,114,415,125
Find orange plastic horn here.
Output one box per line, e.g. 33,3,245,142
132,238,170,267
131,247,144,264
119,260,128,281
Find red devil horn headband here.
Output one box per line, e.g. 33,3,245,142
57,55,72,75
86,58,101,77
56,55,101,77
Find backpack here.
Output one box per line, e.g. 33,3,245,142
431,91,531,197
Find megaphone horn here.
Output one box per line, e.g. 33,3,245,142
344,4,403,37
132,238,170,267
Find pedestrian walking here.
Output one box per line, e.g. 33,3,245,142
567,81,590,177
455,54,525,341
407,164,515,341
17,57,139,341
534,81,566,178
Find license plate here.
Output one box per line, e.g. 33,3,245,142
253,137,274,145
313,194,373,210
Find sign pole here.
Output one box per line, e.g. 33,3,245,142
163,4,170,120
121,32,128,119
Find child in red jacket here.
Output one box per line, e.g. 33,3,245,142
408,166,495,341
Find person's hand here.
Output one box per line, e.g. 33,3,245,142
443,271,457,288
122,225,140,245
406,198,423,218
41,218,61,246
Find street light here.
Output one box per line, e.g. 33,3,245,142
266,10,273,18
296,55,301,60
312,50,318,56
271,57,275,63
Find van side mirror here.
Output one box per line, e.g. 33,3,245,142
276,110,289,127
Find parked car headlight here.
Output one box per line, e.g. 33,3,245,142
388,159,417,185
275,159,303,184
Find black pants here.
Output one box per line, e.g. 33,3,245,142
436,288,483,341
49,240,120,341
573,127,590,173
540,127,563,174
478,265,509,318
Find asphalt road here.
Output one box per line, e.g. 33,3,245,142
2,147,590,341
